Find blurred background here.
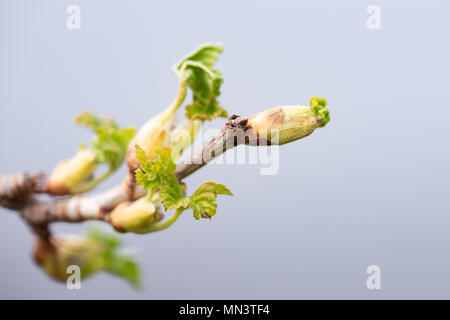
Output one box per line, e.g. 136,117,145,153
1,0,449,299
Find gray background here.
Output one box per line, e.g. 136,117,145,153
1,0,449,299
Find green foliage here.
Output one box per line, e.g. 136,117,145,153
173,42,224,72
189,182,233,219
135,146,189,211
88,227,121,249
31,42,330,288
173,43,228,121
76,111,135,170
85,228,141,287
185,89,228,121
135,145,232,221
309,96,330,128
104,254,140,287
76,111,117,133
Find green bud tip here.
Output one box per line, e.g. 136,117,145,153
309,96,330,128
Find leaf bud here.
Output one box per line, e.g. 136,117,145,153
46,149,97,195
246,96,330,145
127,105,178,172
110,198,164,234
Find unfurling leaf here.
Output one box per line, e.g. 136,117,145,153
185,96,228,121
172,42,224,74
173,43,228,121
189,182,233,219
85,228,141,287
47,112,134,195
309,96,330,128
135,145,232,220
135,146,189,211
128,43,227,173
76,111,118,134
77,111,135,170
34,228,141,287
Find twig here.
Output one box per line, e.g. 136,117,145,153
0,172,43,210
175,115,250,179
0,117,248,228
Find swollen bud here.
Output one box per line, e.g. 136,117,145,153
34,235,98,282
169,119,202,161
46,149,97,195
247,96,330,145
127,104,178,172
110,198,164,234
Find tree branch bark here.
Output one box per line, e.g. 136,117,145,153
175,115,250,179
0,115,249,228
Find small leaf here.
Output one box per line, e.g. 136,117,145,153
135,168,150,190
87,227,121,250
76,111,118,134
76,111,135,170
86,228,141,287
172,43,228,121
91,127,135,170
135,146,187,212
172,42,224,75
161,188,190,211
104,252,141,288
136,145,153,173
189,182,232,219
182,62,219,99
309,96,330,127
185,98,228,121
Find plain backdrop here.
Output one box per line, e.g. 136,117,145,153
1,0,449,299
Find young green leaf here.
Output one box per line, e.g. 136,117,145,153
133,146,233,233
102,250,141,288
189,182,233,219
172,42,224,74
76,111,118,133
160,189,190,211
76,111,135,170
173,43,228,121
91,127,136,170
87,227,121,249
309,96,330,127
135,145,189,211
35,228,141,288
86,228,141,287
185,97,228,121
47,112,134,195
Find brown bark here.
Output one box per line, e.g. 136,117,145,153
0,116,248,228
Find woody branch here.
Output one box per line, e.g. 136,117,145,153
0,115,250,229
